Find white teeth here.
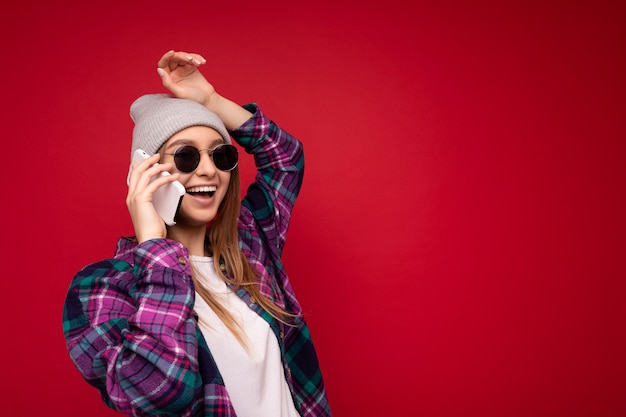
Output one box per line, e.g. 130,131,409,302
187,186,217,193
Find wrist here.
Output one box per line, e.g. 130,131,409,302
203,92,223,113
207,95,253,131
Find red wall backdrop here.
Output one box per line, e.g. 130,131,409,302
1,0,624,416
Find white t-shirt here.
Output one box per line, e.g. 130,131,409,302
190,256,299,417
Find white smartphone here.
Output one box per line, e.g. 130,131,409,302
128,149,185,226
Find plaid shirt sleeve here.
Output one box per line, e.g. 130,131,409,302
63,238,234,416
232,105,332,417
234,104,305,256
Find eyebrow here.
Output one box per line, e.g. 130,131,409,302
165,137,225,151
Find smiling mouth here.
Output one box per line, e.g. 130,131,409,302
186,185,216,197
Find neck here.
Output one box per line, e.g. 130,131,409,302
167,223,209,257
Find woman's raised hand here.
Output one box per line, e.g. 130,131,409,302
156,50,219,109
156,50,252,130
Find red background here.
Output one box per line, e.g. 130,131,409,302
1,0,624,416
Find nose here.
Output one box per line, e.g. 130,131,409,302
194,150,218,177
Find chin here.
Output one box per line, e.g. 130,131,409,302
175,211,218,228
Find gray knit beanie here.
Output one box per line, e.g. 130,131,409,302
130,93,231,160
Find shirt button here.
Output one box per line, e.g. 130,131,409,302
279,331,285,339
249,296,257,305
219,263,226,271
178,256,186,265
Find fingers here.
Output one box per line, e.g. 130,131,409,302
157,50,206,70
156,50,176,68
156,50,207,93
155,49,213,106
128,154,179,196
128,154,160,189
126,155,180,241
183,52,206,66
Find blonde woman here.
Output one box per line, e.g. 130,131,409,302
63,50,331,417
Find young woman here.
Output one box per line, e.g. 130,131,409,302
63,50,331,417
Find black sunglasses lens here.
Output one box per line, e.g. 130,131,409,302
212,145,239,171
173,146,200,173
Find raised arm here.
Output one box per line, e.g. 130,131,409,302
155,50,304,253
234,105,304,255
156,50,250,130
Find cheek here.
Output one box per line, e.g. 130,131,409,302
220,172,231,193
177,174,192,187
212,172,231,208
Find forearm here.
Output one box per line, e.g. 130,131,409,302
64,241,202,415
205,93,253,131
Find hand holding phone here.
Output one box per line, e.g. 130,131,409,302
128,149,185,226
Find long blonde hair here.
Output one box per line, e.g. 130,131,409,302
192,167,295,347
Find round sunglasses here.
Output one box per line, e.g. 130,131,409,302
164,144,239,173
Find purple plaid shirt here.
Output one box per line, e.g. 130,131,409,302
63,104,332,416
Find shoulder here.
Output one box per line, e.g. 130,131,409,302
67,257,135,304
71,237,135,282
67,238,137,300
